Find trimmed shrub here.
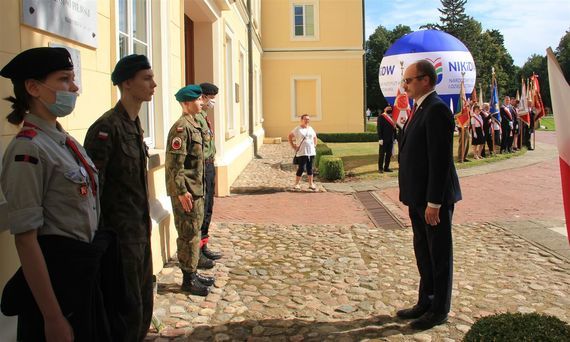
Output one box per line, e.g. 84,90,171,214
366,122,377,133
315,144,333,168
318,132,377,142
318,156,345,181
463,313,570,342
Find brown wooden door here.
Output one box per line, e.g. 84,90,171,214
184,15,194,85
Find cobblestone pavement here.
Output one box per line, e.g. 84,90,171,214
147,131,569,341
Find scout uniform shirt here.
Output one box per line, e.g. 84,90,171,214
0,113,99,242
195,111,215,161
84,101,151,243
165,113,204,197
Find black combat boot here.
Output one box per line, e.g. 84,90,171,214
202,244,223,260
181,270,210,296
197,252,216,269
195,272,215,286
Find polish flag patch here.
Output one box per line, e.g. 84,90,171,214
176,126,184,133
98,132,109,140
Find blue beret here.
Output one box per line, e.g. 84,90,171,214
1,47,73,80
175,85,202,102
111,54,151,85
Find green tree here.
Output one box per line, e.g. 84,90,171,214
555,28,570,82
437,0,469,40
365,24,411,112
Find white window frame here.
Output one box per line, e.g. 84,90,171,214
239,45,248,133
224,25,236,139
290,75,322,121
290,0,319,41
116,0,155,146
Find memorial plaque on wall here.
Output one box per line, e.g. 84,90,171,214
22,0,98,48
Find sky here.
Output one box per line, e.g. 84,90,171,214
364,0,570,67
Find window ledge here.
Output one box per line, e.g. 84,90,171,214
225,129,236,140
148,149,166,170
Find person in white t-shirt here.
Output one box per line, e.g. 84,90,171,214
288,114,318,190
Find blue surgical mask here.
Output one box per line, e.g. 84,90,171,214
38,83,78,117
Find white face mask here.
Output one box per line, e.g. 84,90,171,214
207,99,216,109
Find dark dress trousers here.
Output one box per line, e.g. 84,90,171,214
377,114,396,171
398,91,462,315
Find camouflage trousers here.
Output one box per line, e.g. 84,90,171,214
171,196,204,273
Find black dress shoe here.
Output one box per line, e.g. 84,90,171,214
396,305,429,319
202,245,223,260
410,312,448,330
197,253,215,269
383,168,393,173
195,272,215,286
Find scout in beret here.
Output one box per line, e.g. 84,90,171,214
195,82,222,265
165,85,216,296
83,54,156,341
1,47,114,340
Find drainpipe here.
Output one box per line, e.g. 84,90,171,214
247,0,261,158
362,0,367,131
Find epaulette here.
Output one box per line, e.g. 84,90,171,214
16,128,37,140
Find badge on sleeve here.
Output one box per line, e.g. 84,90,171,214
97,131,109,140
176,126,184,133
171,137,182,150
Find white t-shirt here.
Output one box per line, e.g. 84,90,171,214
291,125,317,156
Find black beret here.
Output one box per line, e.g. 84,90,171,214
0,47,73,80
111,54,151,85
199,82,219,95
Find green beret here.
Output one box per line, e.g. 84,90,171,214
111,54,151,85
1,47,73,80
175,85,202,102
199,82,218,95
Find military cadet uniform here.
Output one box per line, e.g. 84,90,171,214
165,84,215,296
84,100,153,342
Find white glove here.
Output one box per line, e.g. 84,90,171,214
379,139,383,145
473,132,477,139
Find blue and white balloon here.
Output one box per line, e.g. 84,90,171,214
379,30,476,108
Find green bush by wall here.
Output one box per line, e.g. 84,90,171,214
318,132,377,142
315,144,333,168
463,312,570,342
318,156,345,181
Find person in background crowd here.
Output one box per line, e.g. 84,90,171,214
480,102,493,158
470,104,485,159
522,99,535,150
165,85,215,296
377,105,396,173
500,96,513,153
1,47,124,341
288,114,318,190
396,60,462,330
195,82,223,270
84,54,156,341
510,99,520,151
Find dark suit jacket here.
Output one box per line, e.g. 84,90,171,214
377,114,396,142
398,92,462,207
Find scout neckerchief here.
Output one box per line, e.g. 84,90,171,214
23,121,97,196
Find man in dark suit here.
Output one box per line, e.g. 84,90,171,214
377,105,396,173
500,97,513,153
396,60,462,330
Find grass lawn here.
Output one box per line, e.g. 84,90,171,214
537,116,555,131
327,137,526,182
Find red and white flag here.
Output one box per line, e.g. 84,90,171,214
518,78,531,126
547,47,570,243
393,85,411,128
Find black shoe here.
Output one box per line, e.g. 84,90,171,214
202,245,223,260
181,271,210,296
195,272,215,286
198,252,215,269
396,305,429,319
410,312,448,330
378,169,384,173
383,168,393,173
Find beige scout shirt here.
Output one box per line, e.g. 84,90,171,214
0,114,99,242
165,113,204,197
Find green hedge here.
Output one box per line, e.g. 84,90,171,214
318,156,345,181
315,144,333,168
463,313,570,342
318,132,377,142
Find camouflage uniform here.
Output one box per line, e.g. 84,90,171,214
194,111,216,241
165,113,205,273
84,101,153,342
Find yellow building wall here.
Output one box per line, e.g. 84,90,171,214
261,0,363,49
262,54,363,138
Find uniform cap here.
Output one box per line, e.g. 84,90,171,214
175,85,202,102
111,54,151,85
0,47,73,80
199,82,219,96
